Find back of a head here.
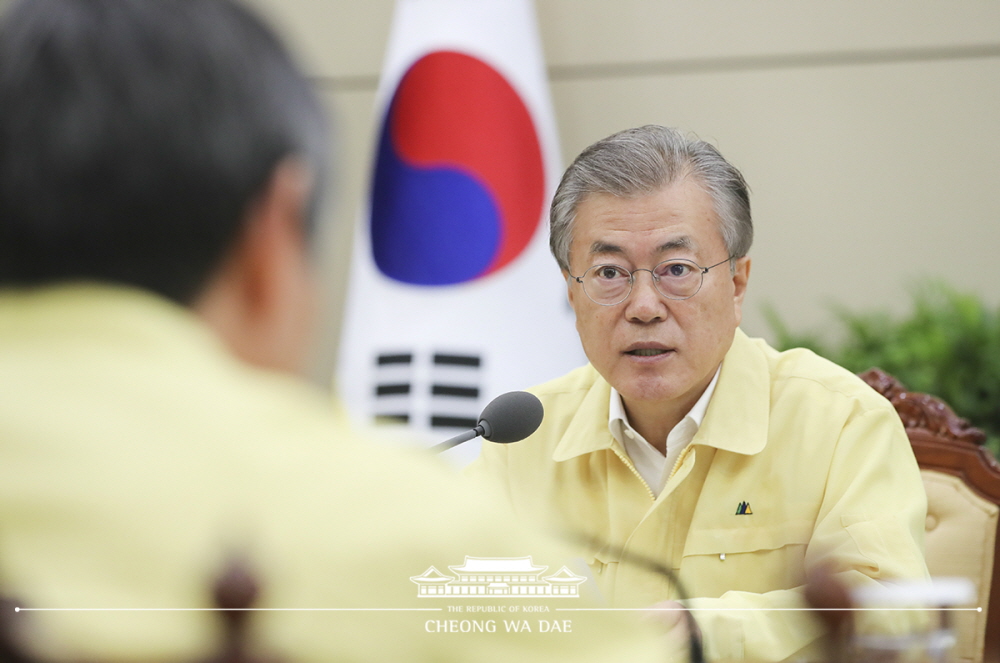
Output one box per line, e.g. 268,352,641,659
0,0,327,304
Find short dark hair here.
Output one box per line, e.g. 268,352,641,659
0,0,327,303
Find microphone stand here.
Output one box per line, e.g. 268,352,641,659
567,532,705,663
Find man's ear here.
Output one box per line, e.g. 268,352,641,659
561,268,577,310
195,158,318,372
236,159,313,317
732,256,751,326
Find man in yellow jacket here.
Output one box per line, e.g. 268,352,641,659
0,3,667,662
468,125,929,661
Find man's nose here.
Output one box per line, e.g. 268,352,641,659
624,269,667,322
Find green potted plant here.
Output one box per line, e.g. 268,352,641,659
764,283,1000,456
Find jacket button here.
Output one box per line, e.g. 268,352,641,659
720,553,726,561
925,514,938,531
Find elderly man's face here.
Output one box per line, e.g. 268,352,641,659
564,177,750,416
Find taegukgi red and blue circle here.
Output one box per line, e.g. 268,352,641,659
370,51,545,286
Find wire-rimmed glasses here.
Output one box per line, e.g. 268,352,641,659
568,256,733,306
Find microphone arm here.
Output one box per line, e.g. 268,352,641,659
432,422,489,453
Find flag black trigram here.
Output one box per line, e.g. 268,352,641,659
373,350,483,429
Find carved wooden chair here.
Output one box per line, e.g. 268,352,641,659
860,368,1000,663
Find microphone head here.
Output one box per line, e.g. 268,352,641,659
478,391,544,444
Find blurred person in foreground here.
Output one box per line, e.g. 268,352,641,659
467,125,930,661
0,2,668,661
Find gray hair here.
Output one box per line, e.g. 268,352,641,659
549,125,752,273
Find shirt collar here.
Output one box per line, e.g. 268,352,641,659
608,365,720,446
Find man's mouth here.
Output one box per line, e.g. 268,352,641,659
625,348,672,356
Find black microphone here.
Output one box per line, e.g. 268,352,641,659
432,391,543,453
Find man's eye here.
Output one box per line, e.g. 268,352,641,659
660,262,693,278
595,266,626,280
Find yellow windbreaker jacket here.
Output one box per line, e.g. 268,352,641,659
468,328,929,661
0,285,666,663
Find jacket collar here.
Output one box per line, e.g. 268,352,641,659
551,328,770,461
694,328,770,455
552,366,616,461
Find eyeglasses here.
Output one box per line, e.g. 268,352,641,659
568,256,733,306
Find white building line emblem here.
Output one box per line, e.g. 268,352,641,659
411,556,586,598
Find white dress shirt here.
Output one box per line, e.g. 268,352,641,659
609,367,720,496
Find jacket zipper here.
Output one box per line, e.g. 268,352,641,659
610,445,656,502
668,444,694,482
